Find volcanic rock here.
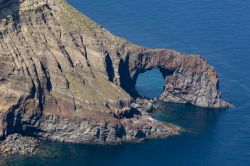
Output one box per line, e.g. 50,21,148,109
0,0,229,145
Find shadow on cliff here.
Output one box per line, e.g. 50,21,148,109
0,0,22,139
0,0,20,21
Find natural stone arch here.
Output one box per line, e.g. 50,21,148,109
0,0,229,143
119,48,229,108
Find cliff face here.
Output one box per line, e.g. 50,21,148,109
0,0,228,143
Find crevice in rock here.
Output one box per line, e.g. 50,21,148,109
118,55,136,96
104,51,115,82
135,130,146,139
57,62,63,72
116,125,126,139
58,45,74,68
18,32,45,113
6,98,23,136
40,62,52,92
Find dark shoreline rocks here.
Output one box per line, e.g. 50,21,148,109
0,134,39,157
0,99,180,158
29,99,181,145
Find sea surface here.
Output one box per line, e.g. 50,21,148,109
3,0,250,165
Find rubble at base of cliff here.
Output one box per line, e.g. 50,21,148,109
131,98,160,113
0,134,39,157
0,98,181,158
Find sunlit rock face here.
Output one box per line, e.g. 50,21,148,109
0,0,228,143
124,49,229,108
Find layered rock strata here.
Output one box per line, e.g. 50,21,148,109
0,0,229,145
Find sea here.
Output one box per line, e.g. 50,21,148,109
3,0,250,165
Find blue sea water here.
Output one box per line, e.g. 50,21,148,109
135,68,165,98
4,0,250,165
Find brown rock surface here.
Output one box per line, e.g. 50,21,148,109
0,0,228,144
0,133,39,156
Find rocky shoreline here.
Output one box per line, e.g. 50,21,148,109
0,99,180,157
31,98,180,144
0,134,39,157
0,0,229,159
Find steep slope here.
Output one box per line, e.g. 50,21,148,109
0,0,229,143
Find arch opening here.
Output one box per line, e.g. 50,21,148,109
135,68,165,99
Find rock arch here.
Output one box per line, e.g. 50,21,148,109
119,48,229,108
0,0,230,142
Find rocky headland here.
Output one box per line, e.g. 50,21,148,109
0,0,230,157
